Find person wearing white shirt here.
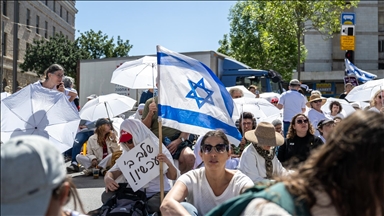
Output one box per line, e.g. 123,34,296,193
307,94,331,137
368,89,384,114
277,79,307,137
239,122,289,183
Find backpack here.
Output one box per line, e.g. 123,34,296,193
98,183,148,216
206,182,311,216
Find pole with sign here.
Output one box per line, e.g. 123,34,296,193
340,12,355,63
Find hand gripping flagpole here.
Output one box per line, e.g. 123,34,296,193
156,45,165,202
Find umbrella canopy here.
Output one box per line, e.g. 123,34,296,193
1,92,11,100
232,97,282,124
321,97,356,118
346,78,384,102
79,93,136,121
110,56,157,89
1,84,80,153
226,85,256,98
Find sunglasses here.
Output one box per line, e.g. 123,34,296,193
296,119,308,124
201,144,229,154
378,95,382,99
312,100,322,104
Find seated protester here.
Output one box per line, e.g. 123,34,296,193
103,119,179,214
207,111,384,216
142,96,195,174
317,119,335,143
277,114,323,168
235,112,257,156
193,135,239,170
160,130,254,216
238,122,290,183
76,118,120,175
1,135,86,216
128,103,145,119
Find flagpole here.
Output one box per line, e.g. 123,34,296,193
156,45,165,202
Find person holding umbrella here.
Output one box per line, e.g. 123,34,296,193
35,64,77,102
76,118,120,175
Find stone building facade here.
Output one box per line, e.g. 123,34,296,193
1,0,77,92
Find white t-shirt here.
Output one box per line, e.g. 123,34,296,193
368,107,380,113
278,90,307,122
238,144,289,183
178,168,254,215
307,109,331,136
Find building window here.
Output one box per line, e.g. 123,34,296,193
53,26,56,36
27,9,30,29
2,33,6,56
379,40,384,53
45,0,48,5
44,21,48,38
2,0,7,16
66,11,69,23
60,5,62,17
53,0,56,12
36,15,40,34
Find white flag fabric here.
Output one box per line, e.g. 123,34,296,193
345,59,377,83
157,46,242,145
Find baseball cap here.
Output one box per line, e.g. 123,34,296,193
317,119,334,129
120,129,133,143
1,135,66,215
271,98,278,103
95,118,112,128
289,79,300,86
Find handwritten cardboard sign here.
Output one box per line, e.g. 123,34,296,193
116,137,168,192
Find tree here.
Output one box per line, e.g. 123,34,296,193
20,33,86,77
77,30,133,59
219,0,358,81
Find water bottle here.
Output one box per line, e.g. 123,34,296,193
163,137,171,146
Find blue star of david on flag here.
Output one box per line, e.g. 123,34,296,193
186,78,214,108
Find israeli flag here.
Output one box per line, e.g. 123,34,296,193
345,59,377,83
156,46,242,145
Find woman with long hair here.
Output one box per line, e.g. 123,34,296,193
277,113,323,168
368,89,384,113
76,118,120,175
225,111,384,216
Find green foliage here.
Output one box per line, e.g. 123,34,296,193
20,33,85,77
77,30,133,59
20,30,133,77
219,0,359,81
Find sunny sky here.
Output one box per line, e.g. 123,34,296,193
75,1,237,56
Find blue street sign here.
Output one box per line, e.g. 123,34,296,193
341,13,355,25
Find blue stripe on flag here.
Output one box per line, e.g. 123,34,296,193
159,105,242,141
157,51,234,117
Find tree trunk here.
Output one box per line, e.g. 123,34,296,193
297,21,301,81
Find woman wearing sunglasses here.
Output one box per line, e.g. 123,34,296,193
368,89,384,113
161,130,254,216
277,114,323,168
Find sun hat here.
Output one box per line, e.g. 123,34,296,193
1,135,66,215
95,118,112,128
306,94,327,107
289,79,301,86
317,119,335,130
245,122,284,146
120,129,133,143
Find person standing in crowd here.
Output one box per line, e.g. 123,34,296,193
277,79,307,137
139,88,156,104
317,119,335,143
76,118,120,176
160,130,254,216
103,119,179,214
212,111,384,216
326,101,344,119
1,135,86,216
248,85,260,98
63,76,80,111
142,96,195,174
278,114,323,168
236,112,257,156
307,94,330,137
339,82,353,100
35,64,77,102
238,122,289,183
271,119,283,135
229,87,244,99
368,89,384,113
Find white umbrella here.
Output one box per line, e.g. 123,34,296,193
233,97,282,124
110,56,157,89
1,92,11,100
346,78,384,102
259,92,281,102
321,97,356,118
226,85,256,98
1,84,80,153
79,93,136,121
